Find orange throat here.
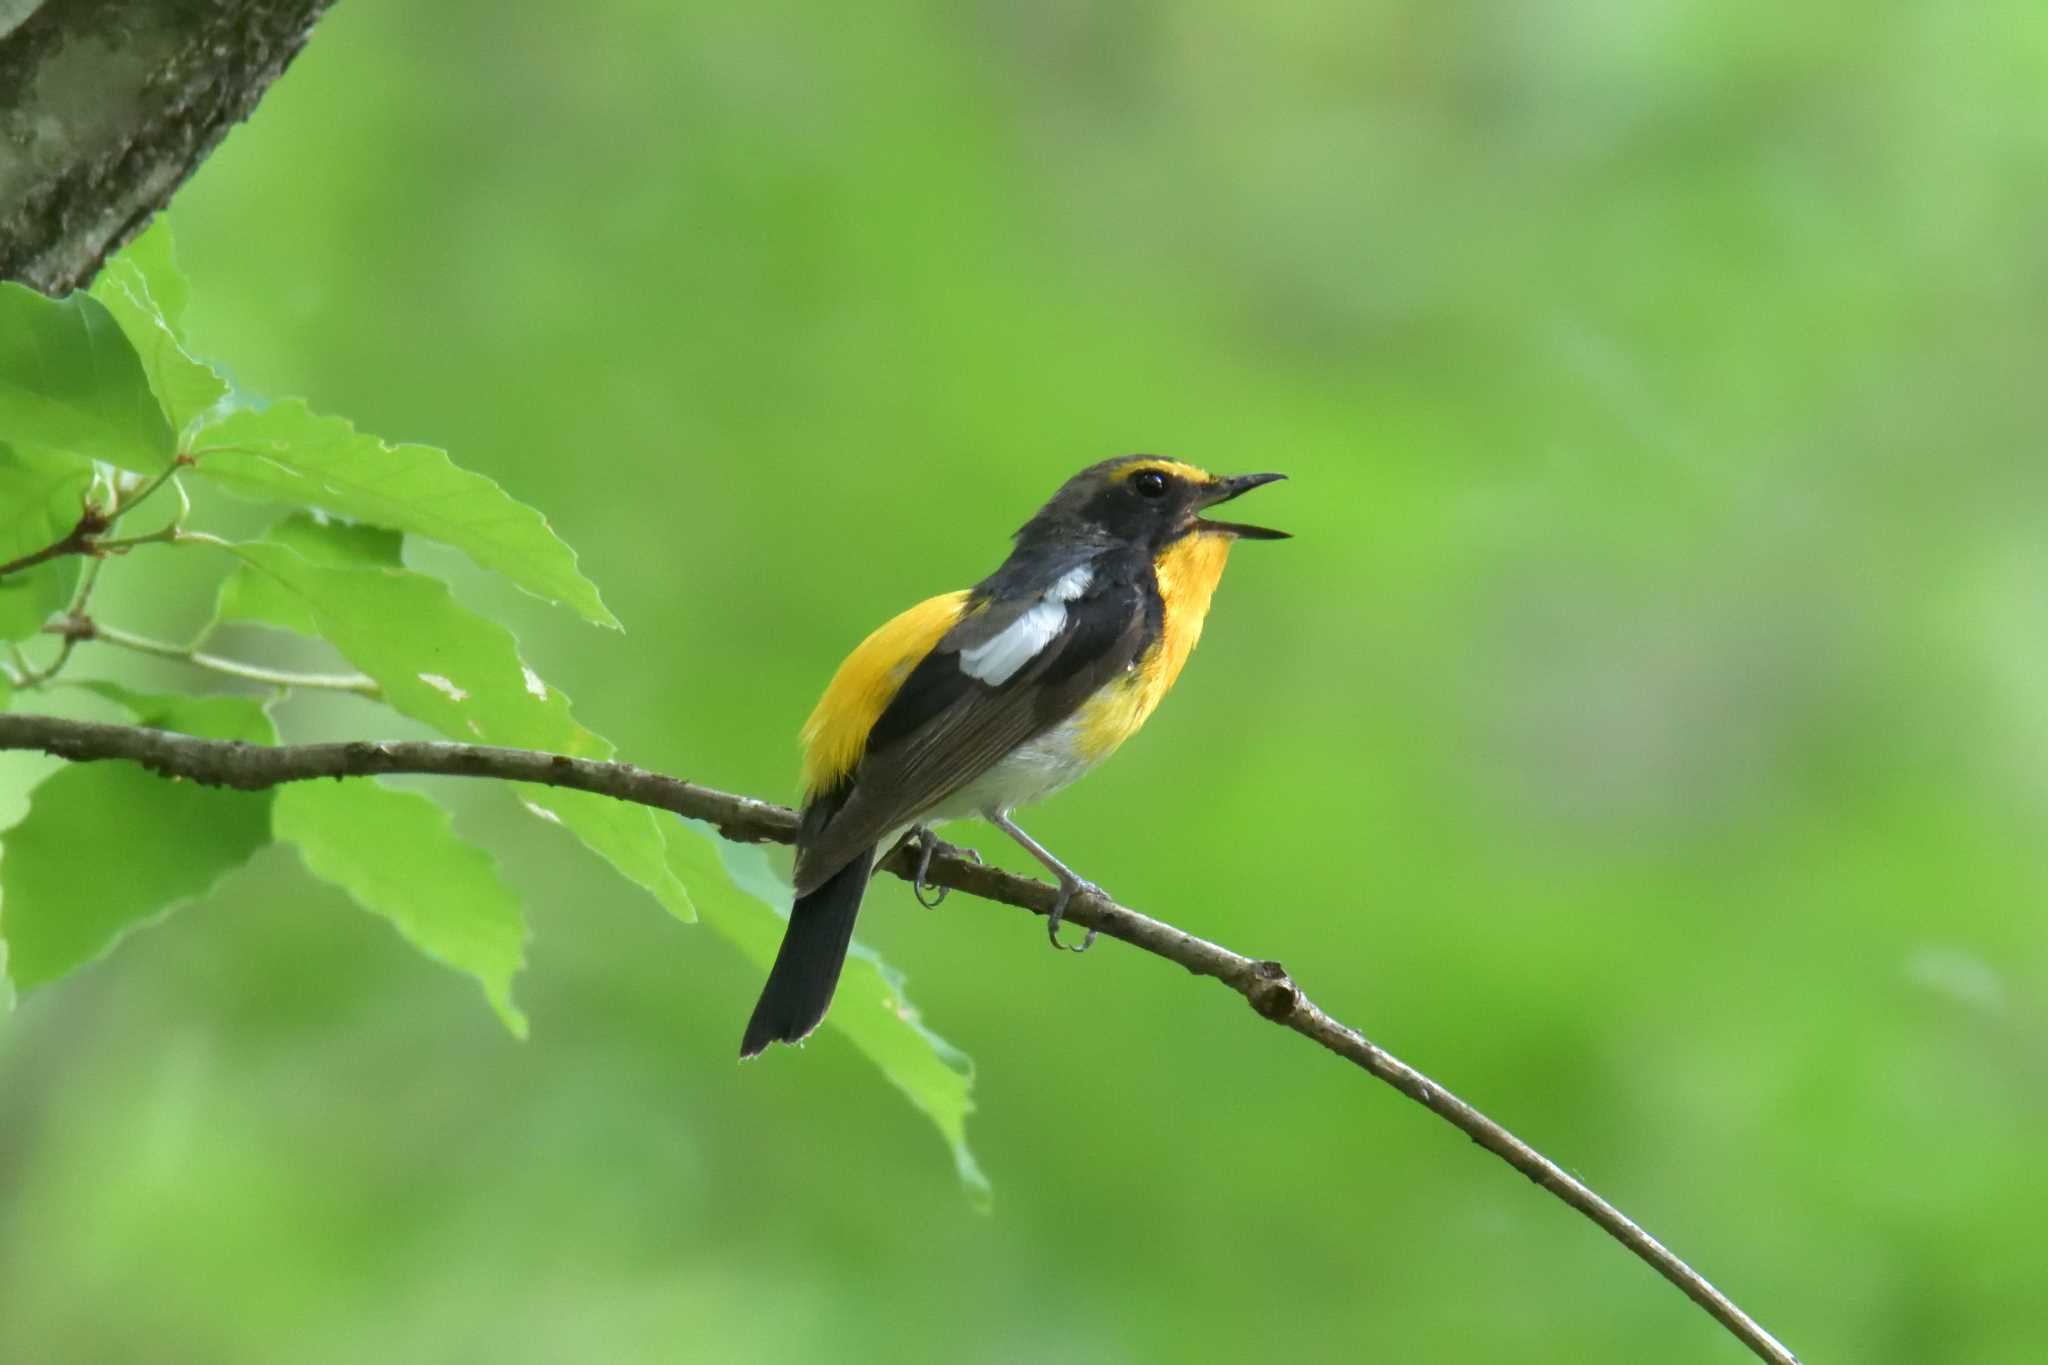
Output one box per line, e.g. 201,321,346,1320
1073,529,1235,762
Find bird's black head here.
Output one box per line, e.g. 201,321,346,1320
1017,457,1289,554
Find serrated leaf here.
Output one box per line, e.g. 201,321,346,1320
191,401,618,628
275,779,528,1037
110,219,192,335
0,443,88,644
219,533,692,923
0,284,173,472
0,690,274,990
675,824,989,1205
215,511,402,635
90,228,228,436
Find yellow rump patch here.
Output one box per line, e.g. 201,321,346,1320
800,589,970,794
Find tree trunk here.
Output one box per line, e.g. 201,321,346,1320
0,0,331,295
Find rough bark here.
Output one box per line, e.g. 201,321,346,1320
0,0,332,294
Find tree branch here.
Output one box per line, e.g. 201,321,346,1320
0,711,1799,1365
0,0,333,293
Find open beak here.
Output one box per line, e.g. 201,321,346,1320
1196,472,1289,540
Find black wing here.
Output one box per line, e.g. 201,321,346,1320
794,570,1154,893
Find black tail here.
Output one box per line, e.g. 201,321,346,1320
739,847,874,1058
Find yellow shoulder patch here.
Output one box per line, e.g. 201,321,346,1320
799,589,970,794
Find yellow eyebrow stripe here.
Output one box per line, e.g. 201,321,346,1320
1115,456,1213,485
799,590,970,794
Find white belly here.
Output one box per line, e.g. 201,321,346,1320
923,715,1099,822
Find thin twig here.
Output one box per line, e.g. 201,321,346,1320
76,620,381,696
3,633,79,690
8,557,110,690
67,554,108,615
0,457,190,583
0,506,109,580
111,454,195,522
87,526,182,556
7,544,107,691
0,714,1799,1365
0,457,191,692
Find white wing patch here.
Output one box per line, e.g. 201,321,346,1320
1046,564,1095,603
957,564,1094,686
958,603,1064,684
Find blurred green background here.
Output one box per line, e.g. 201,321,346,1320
4,1,2045,1360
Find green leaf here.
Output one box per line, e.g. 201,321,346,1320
191,401,619,628
0,690,274,991
215,511,402,635
265,511,404,567
678,825,989,1205
219,532,692,923
109,218,193,335
65,682,278,743
90,225,228,436
0,443,88,644
0,284,174,472
0,558,76,648
275,779,529,1038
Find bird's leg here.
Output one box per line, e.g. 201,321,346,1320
987,810,1104,952
905,825,948,907
901,825,979,908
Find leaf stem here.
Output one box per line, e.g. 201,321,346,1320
77,619,382,696
113,454,195,519
10,629,82,690
0,456,190,583
90,525,185,555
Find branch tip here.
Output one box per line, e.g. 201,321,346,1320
0,712,1800,1365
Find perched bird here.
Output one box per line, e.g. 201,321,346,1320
741,457,1287,1057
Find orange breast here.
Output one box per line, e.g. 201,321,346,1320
1074,530,1235,762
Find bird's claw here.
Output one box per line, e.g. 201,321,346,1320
1046,877,1104,952
909,827,979,908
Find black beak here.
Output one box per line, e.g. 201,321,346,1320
1196,472,1289,540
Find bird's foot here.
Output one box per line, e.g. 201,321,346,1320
908,826,978,908
1046,875,1106,952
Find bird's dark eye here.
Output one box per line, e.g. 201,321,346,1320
1132,469,1170,498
